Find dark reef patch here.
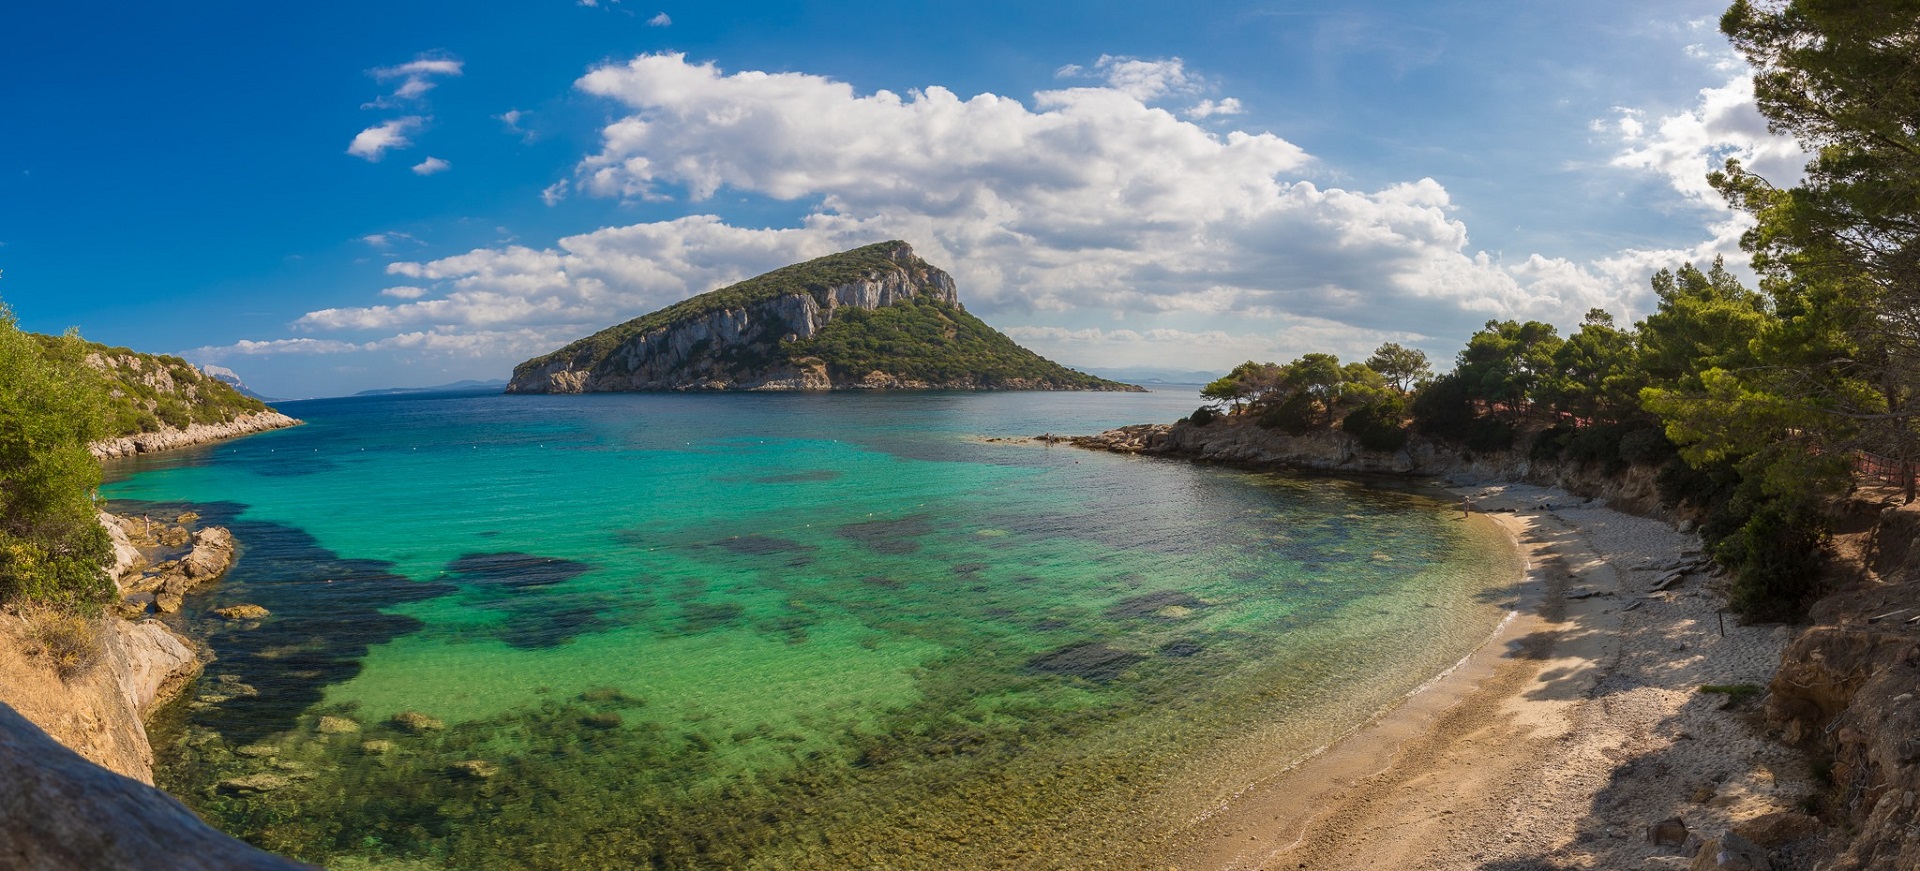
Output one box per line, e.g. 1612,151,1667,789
711,534,813,557
1159,639,1205,658
1027,641,1144,683
749,470,841,484
446,552,592,590
123,500,457,745
836,515,935,555
860,575,905,590
677,601,746,634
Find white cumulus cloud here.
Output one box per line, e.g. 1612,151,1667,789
412,156,451,175
347,117,423,161
365,54,464,107
292,53,1706,376
648,12,671,26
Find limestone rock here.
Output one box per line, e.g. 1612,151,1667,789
1730,811,1820,848
391,711,446,733
213,604,269,621
360,739,397,755
0,703,314,869
89,411,302,460
450,759,499,779
317,716,360,735
153,591,183,614
181,526,235,582
218,773,290,794
102,620,200,719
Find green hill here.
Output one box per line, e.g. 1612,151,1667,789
507,241,1140,393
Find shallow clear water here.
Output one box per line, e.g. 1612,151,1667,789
105,389,1518,870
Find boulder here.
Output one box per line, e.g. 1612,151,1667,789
181,527,235,582
217,773,290,794
390,711,445,733
449,759,499,779
1689,833,1772,871
1647,816,1689,848
212,604,269,621
1729,811,1821,848
0,703,314,869
317,716,359,735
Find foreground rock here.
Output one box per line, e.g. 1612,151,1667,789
0,704,313,870
90,410,301,460
1763,500,1920,871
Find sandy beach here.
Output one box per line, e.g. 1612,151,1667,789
1158,481,1814,870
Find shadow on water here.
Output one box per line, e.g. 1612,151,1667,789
142,501,457,745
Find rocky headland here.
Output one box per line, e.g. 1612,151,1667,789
90,410,301,460
507,241,1140,393
1068,414,1917,870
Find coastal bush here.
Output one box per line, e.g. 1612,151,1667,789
1339,394,1409,452
0,301,115,611
22,605,102,679
1712,482,1831,620
1255,393,1316,435
1188,405,1218,427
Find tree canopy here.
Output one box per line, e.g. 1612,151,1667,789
0,301,114,609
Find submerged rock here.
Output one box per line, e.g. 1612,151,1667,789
218,773,290,794
1027,642,1145,683
449,760,499,779
316,716,360,735
213,604,270,621
390,711,445,734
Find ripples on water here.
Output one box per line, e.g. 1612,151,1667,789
109,389,1518,869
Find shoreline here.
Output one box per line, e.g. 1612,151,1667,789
90,410,301,460
1158,481,1814,869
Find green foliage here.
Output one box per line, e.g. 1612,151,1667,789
46,338,269,438
1201,361,1282,409
1456,320,1562,422
1255,392,1317,435
1340,387,1409,452
1364,342,1431,393
1698,683,1763,709
0,301,114,610
788,297,1120,388
1542,309,1647,424
1188,405,1218,427
1712,478,1832,620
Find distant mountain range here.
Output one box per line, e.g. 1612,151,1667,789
353,379,511,397
1079,367,1222,386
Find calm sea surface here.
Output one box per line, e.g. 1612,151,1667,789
102,389,1518,870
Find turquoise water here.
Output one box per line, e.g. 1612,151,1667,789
106,389,1518,870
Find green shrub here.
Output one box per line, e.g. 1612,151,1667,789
1256,393,1316,435
1340,398,1409,451
1188,405,1218,427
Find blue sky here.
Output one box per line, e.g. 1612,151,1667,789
1,1,1806,397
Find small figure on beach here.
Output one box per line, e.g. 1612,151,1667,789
1460,497,1472,519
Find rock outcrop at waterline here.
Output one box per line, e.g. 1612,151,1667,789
90,410,301,459
508,241,1140,393
0,704,315,870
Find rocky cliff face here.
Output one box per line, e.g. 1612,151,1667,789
1763,501,1920,871
90,411,300,460
1073,418,1670,516
508,241,1134,393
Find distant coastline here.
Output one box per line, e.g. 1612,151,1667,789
90,410,302,460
